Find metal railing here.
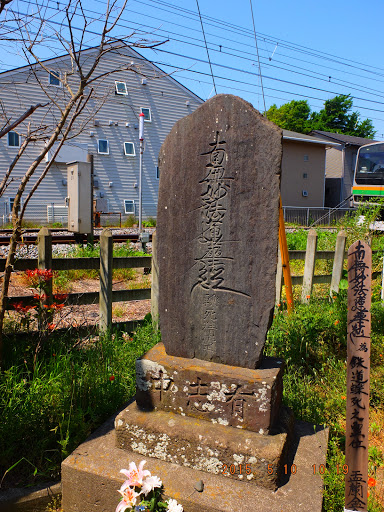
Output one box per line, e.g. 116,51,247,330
282,206,354,226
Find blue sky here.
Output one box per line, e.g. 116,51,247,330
2,0,384,138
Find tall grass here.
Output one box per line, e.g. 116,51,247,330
0,318,159,488
266,294,384,512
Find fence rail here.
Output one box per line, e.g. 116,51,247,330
283,206,354,227
3,229,383,329
2,227,151,331
276,229,382,303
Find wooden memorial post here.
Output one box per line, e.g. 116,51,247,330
345,240,371,512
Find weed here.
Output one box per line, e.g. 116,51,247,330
142,217,156,227
123,215,137,228
0,318,159,488
266,294,384,512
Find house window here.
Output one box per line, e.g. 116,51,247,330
115,81,128,95
156,166,159,179
49,70,61,86
124,142,136,156
140,107,151,122
98,139,109,154
303,155,309,161
8,197,21,213
302,190,308,197
124,200,135,214
8,131,19,147
303,173,308,179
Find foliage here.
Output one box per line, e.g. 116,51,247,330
0,0,164,364
142,217,157,228
266,295,384,512
55,242,147,283
0,318,159,488
310,95,376,138
266,94,376,138
123,216,138,228
265,100,311,134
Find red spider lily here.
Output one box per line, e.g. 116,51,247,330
109,375,115,381
47,323,55,331
54,293,68,301
37,269,54,281
13,302,26,312
368,477,376,487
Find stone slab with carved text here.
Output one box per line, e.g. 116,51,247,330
157,94,282,368
135,343,284,434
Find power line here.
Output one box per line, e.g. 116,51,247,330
14,0,384,103
249,0,266,113
3,2,384,130
195,0,216,95
133,0,384,77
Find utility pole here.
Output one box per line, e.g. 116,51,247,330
138,112,145,233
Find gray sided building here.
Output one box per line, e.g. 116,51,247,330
0,45,203,225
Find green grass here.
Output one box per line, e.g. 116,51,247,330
266,296,384,512
0,318,159,488
52,242,148,289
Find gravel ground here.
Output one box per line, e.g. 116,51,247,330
2,228,154,326
0,227,154,259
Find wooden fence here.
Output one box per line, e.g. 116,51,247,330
2,228,383,331
0,228,151,331
276,229,382,303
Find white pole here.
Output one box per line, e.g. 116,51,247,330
139,112,145,233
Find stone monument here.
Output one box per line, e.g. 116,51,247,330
115,95,293,491
157,94,281,369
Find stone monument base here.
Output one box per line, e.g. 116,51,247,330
135,343,284,434
115,403,294,490
62,408,329,512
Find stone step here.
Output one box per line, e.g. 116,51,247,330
62,406,328,512
115,402,293,490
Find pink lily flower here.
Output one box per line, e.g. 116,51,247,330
120,460,151,489
116,487,141,512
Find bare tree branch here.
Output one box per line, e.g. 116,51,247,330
0,0,169,363
0,103,47,139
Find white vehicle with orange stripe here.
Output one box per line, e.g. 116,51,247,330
352,142,384,211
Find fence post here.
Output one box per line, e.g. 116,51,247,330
275,245,283,304
151,230,159,328
301,229,317,303
381,247,384,303
99,228,113,332
330,230,347,297
37,227,53,329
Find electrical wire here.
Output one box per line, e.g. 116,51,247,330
2,2,384,131
195,0,216,96
249,0,266,113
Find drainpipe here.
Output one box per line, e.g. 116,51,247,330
340,144,346,205
323,148,327,207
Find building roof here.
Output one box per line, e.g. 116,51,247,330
0,42,204,104
282,129,341,147
310,130,378,147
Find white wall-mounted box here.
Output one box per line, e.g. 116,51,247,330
67,161,92,233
